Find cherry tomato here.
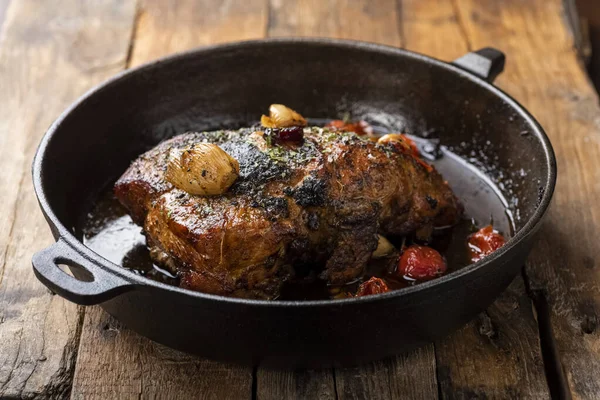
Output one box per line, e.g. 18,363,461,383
325,120,373,136
355,277,390,296
398,245,447,281
378,133,432,172
400,135,420,158
468,225,506,263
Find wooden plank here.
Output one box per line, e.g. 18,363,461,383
401,0,471,60
450,0,600,398
71,310,252,400
0,0,10,38
130,0,268,67
0,0,137,398
257,369,336,400
335,347,438,400
268,0,401,46
260,2,438,399
401,1,551,397
435,279,550,398
70,1,267,399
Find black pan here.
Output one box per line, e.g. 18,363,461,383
32,39,556,367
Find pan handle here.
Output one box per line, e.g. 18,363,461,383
32,239,134,305
452,47,505,83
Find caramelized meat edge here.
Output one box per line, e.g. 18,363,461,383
115,128,462,299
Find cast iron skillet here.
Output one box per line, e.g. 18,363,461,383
31,38,556,367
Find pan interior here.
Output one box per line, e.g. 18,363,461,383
37,42,551,289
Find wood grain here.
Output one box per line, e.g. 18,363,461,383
70,1,268,399
434,279,550,398
268,0,401,46
0,0,10,38
400,0,471,59
451,0,600,397
401,1,551,397
335,347,438,400
130,0,268,68
257,369,336,400
0,0,136,398
71,311,252,400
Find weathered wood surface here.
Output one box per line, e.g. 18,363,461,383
71,311,252,400
434,280,550,398
257,368,336,400
129,0,268,68
452,0,600,398
69,0,266,398
1,0,599,398
268,0,401,47
0,0,10,38
0,0,136,398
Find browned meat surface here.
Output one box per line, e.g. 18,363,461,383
115,127,462,299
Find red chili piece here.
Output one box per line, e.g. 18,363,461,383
398,245,447,281
467,225,506,263
267,126,304,144
355,277,390,297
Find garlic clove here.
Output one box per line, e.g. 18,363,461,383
372,235,395,258
261,104,307,128
166,143,239,196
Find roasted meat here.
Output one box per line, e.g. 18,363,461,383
115,120,462,299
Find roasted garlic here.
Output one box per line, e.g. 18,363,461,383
261,104,307,128
372,235,395,258
166,143,239,196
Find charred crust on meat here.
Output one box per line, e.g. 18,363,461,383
260,197,289,218
307,211,320,230
222,140,287,194
425,195,438,209
293,176,327,207
114,124,463,299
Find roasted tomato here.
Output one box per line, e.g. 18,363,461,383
355,277,390,296
377,133,433,173
325,120,373,136
467,225,506,262
377,133,420,157
398,245,447,281
404,136,420,158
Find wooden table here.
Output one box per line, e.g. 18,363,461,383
1,0,599,398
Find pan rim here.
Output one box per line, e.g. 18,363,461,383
32,37,557,308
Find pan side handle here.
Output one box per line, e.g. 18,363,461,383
452,48,505,83
32,238,135,305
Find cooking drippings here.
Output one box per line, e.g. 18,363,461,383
82,195,178,286
82,122,514,301
278,216,479,300
82,194,509,301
